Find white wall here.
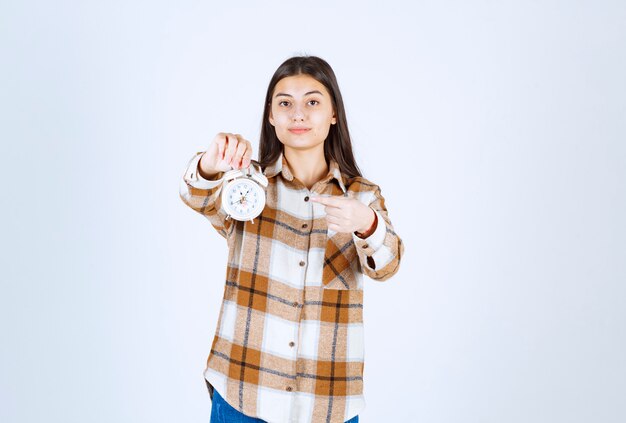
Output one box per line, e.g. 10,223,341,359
1,1,625,422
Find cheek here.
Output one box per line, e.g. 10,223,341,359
313,110,334,127
312,118,332,136
272,113,290,129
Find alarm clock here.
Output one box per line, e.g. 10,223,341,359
220,160,268,223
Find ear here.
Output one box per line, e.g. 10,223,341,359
269,110,275,126
331,109,337,125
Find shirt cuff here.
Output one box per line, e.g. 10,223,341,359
352,209,386,253
183,151,225,189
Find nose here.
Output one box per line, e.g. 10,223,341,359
291,104,305,121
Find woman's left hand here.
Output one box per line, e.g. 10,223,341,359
309,194,375,234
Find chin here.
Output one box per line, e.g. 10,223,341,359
288,141,323,151
278,136,314,148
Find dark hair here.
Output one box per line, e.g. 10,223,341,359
257,55,362,179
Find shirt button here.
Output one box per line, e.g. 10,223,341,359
302,223,308,229
362,243,369,248
293,301,299,307
299,260,305,266
304,196,309,202
286,386,293,392
289,341,295,347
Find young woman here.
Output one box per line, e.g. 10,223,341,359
180,55,404,423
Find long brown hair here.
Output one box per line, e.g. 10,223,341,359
257,55,362,179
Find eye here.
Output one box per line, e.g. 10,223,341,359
278,100,290,107
308,99,319,106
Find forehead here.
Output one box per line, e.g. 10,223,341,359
273,74,330,97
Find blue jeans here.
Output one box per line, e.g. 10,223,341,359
210,387,359,423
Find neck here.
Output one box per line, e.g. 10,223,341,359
283,145,328,190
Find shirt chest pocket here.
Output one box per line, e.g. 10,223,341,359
322,230,359,290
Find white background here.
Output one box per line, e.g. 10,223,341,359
2,1,625,422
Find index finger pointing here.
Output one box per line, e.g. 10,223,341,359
310,195,342,207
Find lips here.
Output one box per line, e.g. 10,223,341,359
288,128,311,134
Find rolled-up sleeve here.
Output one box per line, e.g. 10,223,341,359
352,185,404,281
179,151,234,241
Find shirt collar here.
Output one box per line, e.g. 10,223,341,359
263,151,346,189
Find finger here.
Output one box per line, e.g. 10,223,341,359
242,140,253,167
215,133,227,161
310,195,343,207
231,136,252,168
328,211,351,224
232,138,248,169
224,133,238,165
326,214,344,225
322,206,345,220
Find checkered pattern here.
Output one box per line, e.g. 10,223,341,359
179,150,404,423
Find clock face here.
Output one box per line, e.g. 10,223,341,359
222,178,266,221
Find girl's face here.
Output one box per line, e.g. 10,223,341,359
269,74,337,151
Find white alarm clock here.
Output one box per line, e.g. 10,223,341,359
220,160,268,223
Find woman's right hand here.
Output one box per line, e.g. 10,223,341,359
199,132,254,176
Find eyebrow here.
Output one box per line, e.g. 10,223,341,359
274,90,324,98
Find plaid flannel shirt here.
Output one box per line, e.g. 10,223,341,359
179,150,404,423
